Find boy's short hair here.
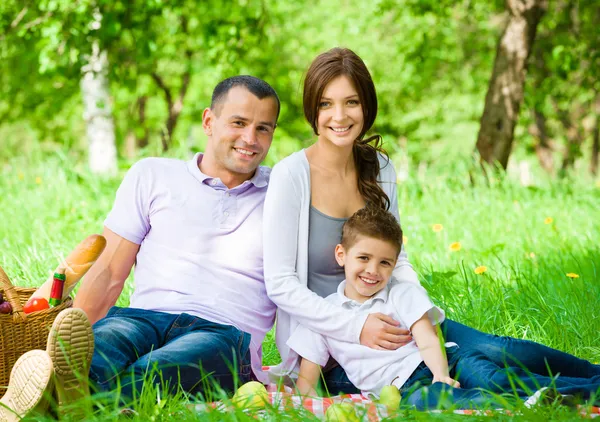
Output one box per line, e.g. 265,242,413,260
341,206,403,255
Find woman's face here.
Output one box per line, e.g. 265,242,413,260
316,75,364,148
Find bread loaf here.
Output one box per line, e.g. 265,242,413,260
30,234,107,301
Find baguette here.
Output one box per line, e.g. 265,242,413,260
30,234,107,301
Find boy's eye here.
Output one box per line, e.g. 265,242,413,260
358,256,368,261
381,261,392,267
233,121,244,127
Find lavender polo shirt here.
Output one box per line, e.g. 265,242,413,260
104,153,276,382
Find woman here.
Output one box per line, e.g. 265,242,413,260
263,47,600,394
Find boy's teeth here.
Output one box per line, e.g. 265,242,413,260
331,127,350,132
360,276,378,284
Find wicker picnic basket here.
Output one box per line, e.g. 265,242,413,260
0,265,72,394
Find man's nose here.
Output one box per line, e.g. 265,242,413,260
242,127,258,145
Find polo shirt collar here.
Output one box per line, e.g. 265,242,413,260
187,152,270,188
336,280,390,307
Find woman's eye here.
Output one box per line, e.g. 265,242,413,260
348,100,359,105
319,101,330,108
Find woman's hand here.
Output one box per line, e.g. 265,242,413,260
433,375,460,388
360,313,413,350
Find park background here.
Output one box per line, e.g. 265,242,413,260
1,0,599,418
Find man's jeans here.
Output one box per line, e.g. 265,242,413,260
90,307,252,401
322,318,600,396
403,347,600,410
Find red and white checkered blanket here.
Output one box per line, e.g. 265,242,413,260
189,383,600,420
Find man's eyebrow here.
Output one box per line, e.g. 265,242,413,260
230,115,275,129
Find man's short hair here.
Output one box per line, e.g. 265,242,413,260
341,206,403,255
211,75,280,119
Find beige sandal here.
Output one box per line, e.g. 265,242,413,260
46,308,94,416
0,350,54,422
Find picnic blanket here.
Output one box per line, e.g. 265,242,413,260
189,383,600,420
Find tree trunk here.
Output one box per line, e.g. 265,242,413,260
529,109,554,173
591,95,600,176
81,41,117,175
475,0,547,170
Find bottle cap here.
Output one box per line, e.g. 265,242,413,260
53,272,66,281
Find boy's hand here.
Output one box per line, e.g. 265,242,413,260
360,313,412,350
433,375,460,388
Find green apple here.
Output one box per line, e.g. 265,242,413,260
378,385,401,411
232,381,269,410
325,402,360,422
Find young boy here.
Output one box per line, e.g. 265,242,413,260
287,206,600,409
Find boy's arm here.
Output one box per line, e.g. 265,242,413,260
411,315,460,388
296,358,322,396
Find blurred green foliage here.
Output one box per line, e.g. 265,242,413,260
0,0,598,177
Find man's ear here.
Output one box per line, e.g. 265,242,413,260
202,108,213,136
334,244,346,267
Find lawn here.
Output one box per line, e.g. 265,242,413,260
1,151,599,420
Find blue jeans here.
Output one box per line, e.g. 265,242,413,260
403,347,600,410
90,307,252,401
322,318,600,396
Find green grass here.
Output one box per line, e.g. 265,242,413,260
1,150,599,420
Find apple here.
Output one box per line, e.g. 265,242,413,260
325,402,360,422
232,381,269,410
378,385,401,411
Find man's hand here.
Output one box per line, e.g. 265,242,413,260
433,375,460,388
360,313,412,350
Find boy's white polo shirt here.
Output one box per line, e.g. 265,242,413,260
287,280,455,397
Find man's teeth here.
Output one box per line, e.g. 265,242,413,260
331,127,350,133
360,276,378,284
235,148,254,156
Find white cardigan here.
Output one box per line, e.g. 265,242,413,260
263,149,421,380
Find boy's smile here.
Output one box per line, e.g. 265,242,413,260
335,235,398,303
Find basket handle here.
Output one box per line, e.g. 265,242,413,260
0,265,27,323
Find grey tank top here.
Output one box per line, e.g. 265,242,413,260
307,206,347,298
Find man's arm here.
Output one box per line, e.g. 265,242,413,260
296,358,322,396
411,315,460,388
73,227,140,324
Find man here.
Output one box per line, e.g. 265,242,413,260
73,75,280,400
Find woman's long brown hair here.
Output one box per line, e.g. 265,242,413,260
303,47,390,210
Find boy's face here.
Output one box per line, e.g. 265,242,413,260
335,235,398,303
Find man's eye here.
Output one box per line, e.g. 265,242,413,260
258,126,271,133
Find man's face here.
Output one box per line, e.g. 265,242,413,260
201,87,278,184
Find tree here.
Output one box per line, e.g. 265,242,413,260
476,0,548,170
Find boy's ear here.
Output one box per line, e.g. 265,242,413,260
334,244,346,267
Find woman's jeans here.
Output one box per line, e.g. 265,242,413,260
323,318,600,396
89,307,252,402
402,347,600,410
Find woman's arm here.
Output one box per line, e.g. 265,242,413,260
264,162,407,348
411,315,459,387
296,358,322,396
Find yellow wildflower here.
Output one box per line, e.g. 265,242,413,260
566,273,579,279
35,176,42,184
544,217,553,225
528,252,536,259
449,242,461,252
432,224,443,232
402,235,408,245
474,266,487,275
17,172,24,180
